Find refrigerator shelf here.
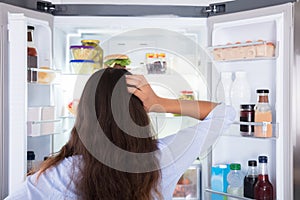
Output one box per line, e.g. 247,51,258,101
27,119,63,137
207,40,278,62
205,188,254,200
222,121,279,139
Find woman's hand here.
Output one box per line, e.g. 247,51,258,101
126,74,218,119
126,75,162,112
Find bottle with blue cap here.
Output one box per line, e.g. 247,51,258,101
254,155,273,200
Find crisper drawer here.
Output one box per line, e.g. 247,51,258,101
173,162,201,200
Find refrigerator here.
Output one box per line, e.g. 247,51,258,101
0,0,297,199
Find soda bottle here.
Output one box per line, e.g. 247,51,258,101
254,156,273,200
227,163,243,200
244,160,258,198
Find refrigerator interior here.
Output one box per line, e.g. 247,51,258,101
204,4,292,199
52,16,212,143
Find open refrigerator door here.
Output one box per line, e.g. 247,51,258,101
204,3,293,200
5,5,65,194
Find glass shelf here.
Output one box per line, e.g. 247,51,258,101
207,40,278,62
205,188,254,200
222,121,279,139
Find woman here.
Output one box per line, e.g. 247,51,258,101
6,68,235,200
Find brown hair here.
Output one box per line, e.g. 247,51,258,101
35,68,162,200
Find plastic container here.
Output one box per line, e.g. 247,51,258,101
227,163,244,200
146,53,167,74
70,60,95,74
70,45,97,60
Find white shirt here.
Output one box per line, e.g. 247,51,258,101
5,104,235,200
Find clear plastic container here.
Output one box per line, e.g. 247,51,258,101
70,60,95,74
146,53,167,74
70,45,97,60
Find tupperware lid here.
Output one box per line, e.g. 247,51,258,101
70,45,94,49
70,60,95,63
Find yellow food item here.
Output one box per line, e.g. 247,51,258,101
38,66,56,84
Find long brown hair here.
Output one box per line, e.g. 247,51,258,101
36,68,162,200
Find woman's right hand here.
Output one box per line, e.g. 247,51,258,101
126,75,163,112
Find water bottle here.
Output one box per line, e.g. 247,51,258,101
227,163,243,200
230,71,251,121
216,71,233,105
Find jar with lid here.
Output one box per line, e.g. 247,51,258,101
27,151,35,173
81,39,103,70
179,91,195,100
254,89,272,138
146,52,167,74
240,104,255,136
27,26,38,82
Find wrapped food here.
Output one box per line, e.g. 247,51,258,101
104,54,131,68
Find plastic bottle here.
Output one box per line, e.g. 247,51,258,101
254,156,274,200
216,71,233,105
27,151,35,173
230,71,251,121
27,26,38,82
227,163,243,200
254,89,273,138
244,160,258,198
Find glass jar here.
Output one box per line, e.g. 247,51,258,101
254,89,272,138
81,39,103,70
27,25,38,82
146,52,167,74
179,91,195,100
240,104,255,136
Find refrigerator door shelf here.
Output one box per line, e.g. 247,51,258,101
27,119,62,137
207,41,278,62
205,188,253,200
222,122,279,139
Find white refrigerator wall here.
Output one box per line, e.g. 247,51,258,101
207,3,293,199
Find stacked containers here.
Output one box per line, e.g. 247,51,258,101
70,39,103,74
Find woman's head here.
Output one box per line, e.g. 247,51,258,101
38,68,161,200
